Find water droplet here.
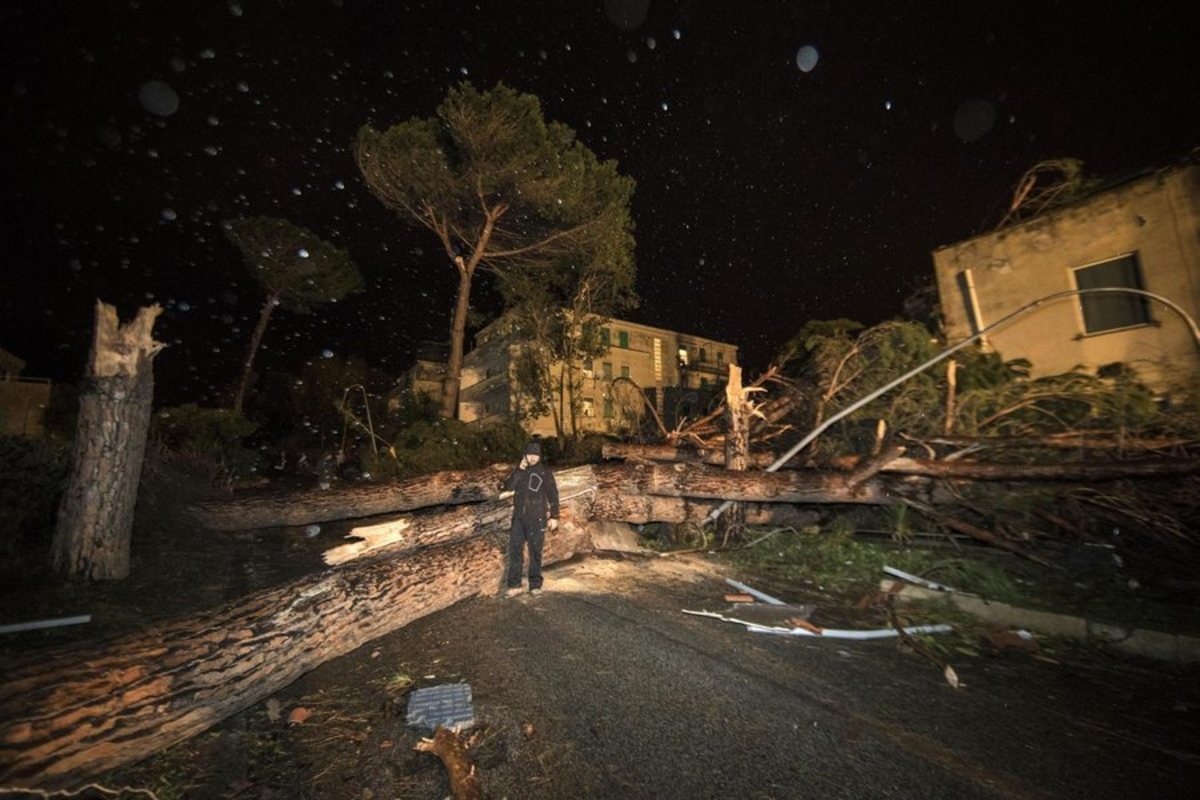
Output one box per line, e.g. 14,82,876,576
795,45,819,73
139,81,179,116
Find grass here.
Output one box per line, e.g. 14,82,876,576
727,523,1200,637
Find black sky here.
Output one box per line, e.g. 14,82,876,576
2,0,1198,406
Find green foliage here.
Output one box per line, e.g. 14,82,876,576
0,436,70,554
225,216,363,313
151,404,262,479
367,418,529,478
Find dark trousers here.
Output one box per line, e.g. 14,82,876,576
506,516,545,589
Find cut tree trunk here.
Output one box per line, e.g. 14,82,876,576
590,491,819,528
601,442,775,468
190,463,513,531
52,302,163,580
0,476,595,790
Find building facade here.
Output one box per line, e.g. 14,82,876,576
458,316,739,438
387,341,449,412
932,162,1200,392
0,346,51,437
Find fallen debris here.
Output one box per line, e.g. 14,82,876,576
724,593,756,603
414,725,484,800
0,614,92,635
406,683,476,732
682,608,953,640
883,566,957,593
287,706,311,726
724,577,785,605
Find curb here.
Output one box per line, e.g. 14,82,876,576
883,581,1200,663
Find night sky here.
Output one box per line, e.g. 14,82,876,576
3,0,1198,406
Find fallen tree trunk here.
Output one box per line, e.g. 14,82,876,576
602,463,897,505
902,432,1199,452
601,442,776,468
590,491,819,528
189,463,513,530
0,473,596,790
868,455,1200,481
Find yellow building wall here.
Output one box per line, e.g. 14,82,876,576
933,165,1200,391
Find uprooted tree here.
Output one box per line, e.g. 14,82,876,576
355,81,636,419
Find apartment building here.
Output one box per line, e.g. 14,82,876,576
458,316,739,437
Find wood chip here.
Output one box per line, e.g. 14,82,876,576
724,593,755,603
288,706,311,726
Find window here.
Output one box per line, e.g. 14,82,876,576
716,351,724,364
582,359,594,372
699,347,707,362
603,398,614,418
700,377,709,389
677,347,689,365
618,330,629,348
1074,255,1150,334
581,398,595,417
600,327,611,346
602,362,613,379
620,364,630,378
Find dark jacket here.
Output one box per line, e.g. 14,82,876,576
505,462,560,525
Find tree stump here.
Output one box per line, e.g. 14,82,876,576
52,301,163,580
719,364,754,544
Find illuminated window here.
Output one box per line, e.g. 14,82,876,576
1074,255,1150,334
581,398,595,417
677,347,688,365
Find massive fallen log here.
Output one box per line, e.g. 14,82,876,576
190,463,512,530
869,455,1200,481
0,471,596,790
601,462,898,505
601,442,776,468
590,491,819,528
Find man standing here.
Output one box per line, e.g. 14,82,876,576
504,441,559,596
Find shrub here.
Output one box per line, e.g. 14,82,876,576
0,436,70,555
364,418,530,478
151,404,262,480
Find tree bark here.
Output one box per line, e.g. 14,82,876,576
589,490,819,528
601,442,776,468
719,364,752,543
876,456,1200,481
0,489,594,789
606,463,897,505
52,302,163,580
232,292,277,414
190,463,514,531
441,261,474,419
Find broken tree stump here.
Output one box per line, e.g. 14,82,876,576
52,301,164,580
719,364,756,544
0,488,595,789
414,726,484,800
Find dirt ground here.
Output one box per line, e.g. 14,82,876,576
3,462,1199,799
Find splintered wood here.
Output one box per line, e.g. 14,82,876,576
414,726,484,800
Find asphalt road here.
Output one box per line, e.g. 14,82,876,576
327,554,1198,800
96,551,1200,800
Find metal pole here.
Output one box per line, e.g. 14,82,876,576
704,288,1200,525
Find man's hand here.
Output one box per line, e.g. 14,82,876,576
547,518,559,532
519,456,529,470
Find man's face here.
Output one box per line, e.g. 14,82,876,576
526,453,540,466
